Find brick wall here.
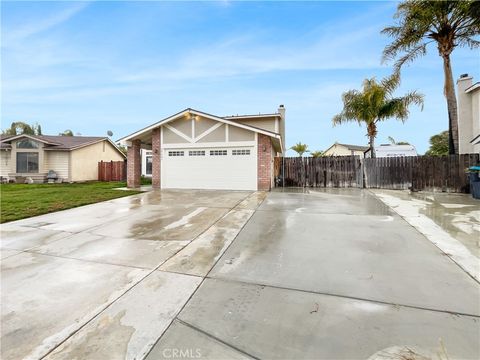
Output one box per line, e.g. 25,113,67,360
152,128,161,188
257,134,272,191
127,139,141,188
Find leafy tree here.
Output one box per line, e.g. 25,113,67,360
311,150,325,158
333,74,424,158
382,0,480,155
290,142,309,157
117,145,128,156
59,129,74,136
2,121,42,136
388,136,410,145
425,130,449,156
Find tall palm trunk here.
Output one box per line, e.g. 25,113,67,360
369,135,376,158
367,122,377,158
442,53,459,155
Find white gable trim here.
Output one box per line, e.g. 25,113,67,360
194,122,223,142
1,134,61,146
118,108,282,144
164,124,193,143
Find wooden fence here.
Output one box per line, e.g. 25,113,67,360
364,154,479,193
274,154,479,193
98,160,126,181
274,156,362,188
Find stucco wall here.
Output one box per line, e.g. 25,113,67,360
235,118,277,132
163,127,189,144
457,77,474,154
472,91,479,153
194,117,217,137
0,150,11,177
169,117,192,137
45,151,70,181
70,141,125,181
229,126,255,141
198,124,226,143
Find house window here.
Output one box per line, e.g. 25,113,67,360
16,152,39,173
232,149,250,155
17,139,39,149
168,151,184,156
210,150,227,156
145,155,152,175
189,150,205,156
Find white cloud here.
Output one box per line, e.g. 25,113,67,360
3,2,89,44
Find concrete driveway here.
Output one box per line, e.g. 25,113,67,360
1,189,479,359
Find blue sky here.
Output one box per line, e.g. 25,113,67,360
2,1,479,155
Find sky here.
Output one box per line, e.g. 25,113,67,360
1,1,479,155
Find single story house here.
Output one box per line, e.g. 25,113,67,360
457,74,480,154
323,142,369,157
364,144,418,158
118,106,286,190
0,134,126,183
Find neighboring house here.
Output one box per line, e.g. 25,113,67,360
0,134,126,182
118,106,286,190
457,74,480,154
364,144,418,158
323,142,369,157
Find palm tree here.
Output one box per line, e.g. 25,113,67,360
332,74,423,158
388,136,410,145
311,150,325,158
382,0,480,154
290,142,309,157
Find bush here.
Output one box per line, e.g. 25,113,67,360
140,176,152,185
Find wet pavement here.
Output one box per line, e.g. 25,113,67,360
372,190,480,282
1,188,479,359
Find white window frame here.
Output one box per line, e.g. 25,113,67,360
232,149,251,155
168,151,185,157
210,150,227,156
189,150,206,156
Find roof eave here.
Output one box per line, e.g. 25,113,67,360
117,108,282,144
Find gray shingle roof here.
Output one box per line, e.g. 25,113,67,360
337,143,369,151
0,135,108,150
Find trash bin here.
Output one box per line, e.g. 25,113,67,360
468,166,480,199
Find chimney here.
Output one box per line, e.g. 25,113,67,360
457,74,474,154
278,104,285,120
457,73,472,87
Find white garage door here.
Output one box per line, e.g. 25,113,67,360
162,147,257,190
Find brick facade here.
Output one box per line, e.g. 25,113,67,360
127,139,141,188
257,133,273,191
152,127,161,188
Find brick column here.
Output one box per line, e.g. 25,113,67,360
152,127,161,189
257,134,272,191
127,139,141,188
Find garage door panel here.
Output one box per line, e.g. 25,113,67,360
162,147,257,190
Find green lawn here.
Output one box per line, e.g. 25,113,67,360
0,181,141,223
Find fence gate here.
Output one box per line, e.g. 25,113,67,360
98,160,127,181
